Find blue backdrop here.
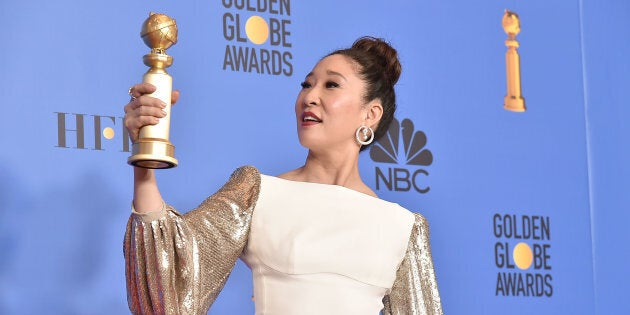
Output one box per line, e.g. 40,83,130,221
0,0,628,314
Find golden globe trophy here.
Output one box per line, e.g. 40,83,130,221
128,13,179,168
502,10,526,112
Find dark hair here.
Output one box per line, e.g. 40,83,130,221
327,36,402,151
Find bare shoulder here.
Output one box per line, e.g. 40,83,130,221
277,167,303,181
360,184,379,198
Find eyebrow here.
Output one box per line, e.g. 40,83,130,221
326,70,347,80
305,70,347,81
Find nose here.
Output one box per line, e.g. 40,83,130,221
302,87,319,107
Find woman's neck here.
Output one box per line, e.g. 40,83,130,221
280,147,377,197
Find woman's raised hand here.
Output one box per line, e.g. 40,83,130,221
124,83,180,143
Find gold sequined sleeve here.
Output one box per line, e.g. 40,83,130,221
383,213,443,315
123,166,260,315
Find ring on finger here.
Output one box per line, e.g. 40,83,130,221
128,87,137,102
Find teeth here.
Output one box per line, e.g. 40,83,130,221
303,115,321,122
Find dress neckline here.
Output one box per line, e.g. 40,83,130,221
260,173,395,205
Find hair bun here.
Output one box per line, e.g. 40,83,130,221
351,36,402,86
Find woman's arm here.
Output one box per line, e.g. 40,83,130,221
383,213,443,315
124,166,261,314
132,167,163,212
123,84,261,314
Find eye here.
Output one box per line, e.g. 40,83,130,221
300,81,311,89
325,81,339,88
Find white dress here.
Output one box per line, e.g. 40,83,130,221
242,175,414,314
124,166,442,315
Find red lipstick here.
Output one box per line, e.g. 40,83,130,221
301,111,322,126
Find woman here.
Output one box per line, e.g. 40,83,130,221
124,36,442,314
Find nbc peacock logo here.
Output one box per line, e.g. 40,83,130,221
370,118,433,193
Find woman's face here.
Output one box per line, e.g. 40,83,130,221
294,54,369,152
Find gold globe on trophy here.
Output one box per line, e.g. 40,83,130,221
128,12,179,168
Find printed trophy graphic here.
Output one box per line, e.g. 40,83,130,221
502,10,526,112
128,13,179,168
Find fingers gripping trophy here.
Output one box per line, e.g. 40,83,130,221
128,13,179,169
